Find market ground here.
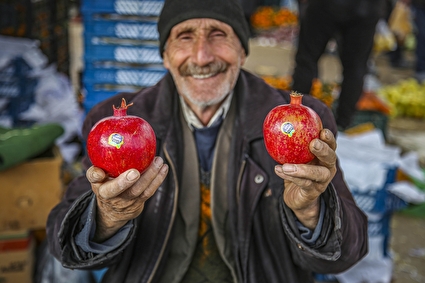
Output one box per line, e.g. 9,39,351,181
243,41,425,283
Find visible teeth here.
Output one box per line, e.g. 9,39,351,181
192,73,214,79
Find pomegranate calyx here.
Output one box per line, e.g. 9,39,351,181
289,91,303,105
113,98,134,117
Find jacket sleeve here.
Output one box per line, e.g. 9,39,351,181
278,96,369,274
74,196,133,254
279,179,368,274
46,172,138,269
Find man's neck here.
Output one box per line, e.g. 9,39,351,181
180,93,233,129
191,104,222,126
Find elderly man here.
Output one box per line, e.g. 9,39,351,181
47,0,368,282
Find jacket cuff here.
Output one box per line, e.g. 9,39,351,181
58,191,136,269
75,195,133,254
279,183,342,261
295,197,326,245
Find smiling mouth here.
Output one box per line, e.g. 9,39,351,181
192,73,216,79
181,61,228,79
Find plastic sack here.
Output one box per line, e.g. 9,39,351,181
19,65,83,164
388,1,413,42
335,234,393,283
0,35,47,71
336,129,401,192
373,19,397,54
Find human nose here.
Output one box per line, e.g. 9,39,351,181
192,36,214,66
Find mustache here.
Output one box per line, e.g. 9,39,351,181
179,61,228,77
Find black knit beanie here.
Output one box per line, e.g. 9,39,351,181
157,0,250,57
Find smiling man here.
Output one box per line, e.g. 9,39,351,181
164,18,245,125
46,0,368,282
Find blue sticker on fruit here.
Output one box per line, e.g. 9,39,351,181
281,122,295,137
108,133,124,149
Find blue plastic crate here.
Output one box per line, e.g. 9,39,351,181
315,212,394,282
314,273,337,282
315,167,402,282
81,0,164,16
83,16,159,40
83,92,119,114
366,212,393,258
83,66,166,87
83,83,140,113
367,213,391,238
84,83,140,97
350,168,407,214
84,40,162,64
352,189,407,214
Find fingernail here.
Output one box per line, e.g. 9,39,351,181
161,164,169,174
275,165,283,173
154,156,163,167
313,139,322,150
92,171,101,179
282,164,297,173
126,170,139,181
324,129,330,139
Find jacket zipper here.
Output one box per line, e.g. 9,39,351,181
146,142,179,283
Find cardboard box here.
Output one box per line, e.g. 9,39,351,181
0,230,35,283
0,147,63,231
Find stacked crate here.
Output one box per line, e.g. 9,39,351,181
81,0,167,113
315,166,407,282
0,0,70,75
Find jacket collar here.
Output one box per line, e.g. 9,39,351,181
231,69,290,143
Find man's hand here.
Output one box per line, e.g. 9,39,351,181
275,129,337,229
86,156,169,242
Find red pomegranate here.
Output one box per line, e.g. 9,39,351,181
87,98,156,177
263,92,322,164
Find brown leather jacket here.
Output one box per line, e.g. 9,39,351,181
47,70,368,283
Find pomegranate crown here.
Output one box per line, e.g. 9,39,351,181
290,91,303,97
289,91,303,105
113,98,134,116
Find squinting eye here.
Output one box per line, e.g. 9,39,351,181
176,31,193,41
211,30,225,37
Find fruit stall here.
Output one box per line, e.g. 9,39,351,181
250,6,299,46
